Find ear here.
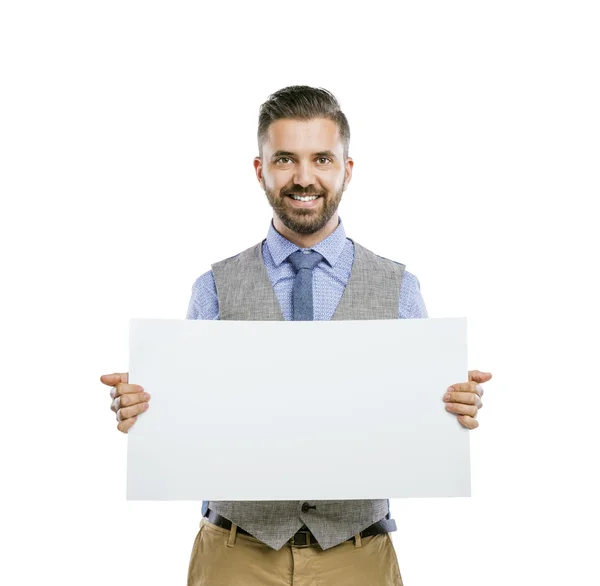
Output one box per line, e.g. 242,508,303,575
253,157,264,188
343,157,354,190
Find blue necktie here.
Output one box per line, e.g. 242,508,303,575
288,250,324,321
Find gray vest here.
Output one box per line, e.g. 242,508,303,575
209,238,405,551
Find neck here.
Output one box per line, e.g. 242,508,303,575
273,213,340,248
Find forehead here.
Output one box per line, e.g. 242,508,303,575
264,118,342,154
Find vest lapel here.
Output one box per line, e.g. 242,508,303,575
333,239,404,320
211,241,284,320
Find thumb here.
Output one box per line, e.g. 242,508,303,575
468,370,492,382
100,372,129,386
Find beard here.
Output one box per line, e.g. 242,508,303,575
264,177,345,235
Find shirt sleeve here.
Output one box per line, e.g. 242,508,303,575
398,270,428,319
185,270,220,320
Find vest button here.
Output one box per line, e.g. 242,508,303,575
301,502,311,513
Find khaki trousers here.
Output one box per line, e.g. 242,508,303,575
187,517,404,586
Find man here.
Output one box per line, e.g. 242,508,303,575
100,85,492,585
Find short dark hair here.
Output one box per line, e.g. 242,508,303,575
257,85,351,160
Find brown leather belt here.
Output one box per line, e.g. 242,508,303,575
203,509,397,548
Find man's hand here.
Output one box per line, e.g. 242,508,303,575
443,370,492,430
100,372,151,434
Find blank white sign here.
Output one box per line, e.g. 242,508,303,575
127,318,469,501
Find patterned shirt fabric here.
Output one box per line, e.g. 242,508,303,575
185,216,429,518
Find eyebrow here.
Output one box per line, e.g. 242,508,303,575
271,150,337,160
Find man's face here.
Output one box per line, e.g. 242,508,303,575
254,118,353,235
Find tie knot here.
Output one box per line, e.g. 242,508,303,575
288,249,323,272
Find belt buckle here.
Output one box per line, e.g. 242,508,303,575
290,530,311,548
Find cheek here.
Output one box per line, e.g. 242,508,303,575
265,170,290,191
324,173,344,193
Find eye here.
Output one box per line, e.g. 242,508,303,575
276,157,291,164
317,157,332,164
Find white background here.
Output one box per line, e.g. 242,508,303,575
1,1,598,585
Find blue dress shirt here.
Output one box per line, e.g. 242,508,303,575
185,217,429,517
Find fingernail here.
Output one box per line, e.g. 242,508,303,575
447,387,455,392
444,393,451,401
143,403,149,410
143,393,151,400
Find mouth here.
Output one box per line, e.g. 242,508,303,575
287,193,321,201
285,193,323,208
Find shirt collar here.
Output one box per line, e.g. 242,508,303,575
265,216,348,268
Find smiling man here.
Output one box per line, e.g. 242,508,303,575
101,85,491,585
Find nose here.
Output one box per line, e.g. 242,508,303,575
293,160,316,187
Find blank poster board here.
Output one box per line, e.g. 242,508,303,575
127,318,469,501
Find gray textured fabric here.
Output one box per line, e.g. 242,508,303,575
288,249,324,320
211,241,283,321
210,238,405,551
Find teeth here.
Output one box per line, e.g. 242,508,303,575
289,194,319,202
